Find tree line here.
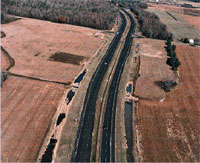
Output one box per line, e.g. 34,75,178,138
2,0,118,30
112,0,173,40
165,39,181,70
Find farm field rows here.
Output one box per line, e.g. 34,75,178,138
134,44,200,162
1,76,66,162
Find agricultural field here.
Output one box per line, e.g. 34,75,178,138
147,3,200,40
176,0,200,8
134,39,177,101
148,2,200,14
1,76,66,162
179,13,200,30
1,15,110,162
1,17,105,83
134,42,200,162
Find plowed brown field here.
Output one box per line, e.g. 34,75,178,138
134,45,200,162
1,18,105,83
1,76,66,162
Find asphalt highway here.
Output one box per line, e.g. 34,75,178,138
100,9,135,162
70,11,127,162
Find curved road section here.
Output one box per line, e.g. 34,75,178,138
71,11,127,162
100,9,135,162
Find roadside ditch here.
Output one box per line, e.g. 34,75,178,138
38,31,115,163
38,69,87,162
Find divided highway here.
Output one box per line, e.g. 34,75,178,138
71,11,127,162
100,9,135,162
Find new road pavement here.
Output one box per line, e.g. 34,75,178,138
71,9,135,162
100,9,135,162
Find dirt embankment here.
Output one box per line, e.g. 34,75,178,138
134,44,200,162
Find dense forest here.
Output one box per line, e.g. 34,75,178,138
130,4,173,40
1,0,118,30
112,0,173,40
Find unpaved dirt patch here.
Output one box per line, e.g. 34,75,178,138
1,76,66,162
134,44,200,162
49,52,87,65
134,39,176,100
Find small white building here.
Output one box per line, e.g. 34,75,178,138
189,39,194,46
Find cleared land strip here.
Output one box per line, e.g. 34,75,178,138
70,11,127,162
100,9,135,162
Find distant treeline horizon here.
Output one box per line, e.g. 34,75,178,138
2,0,118,30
